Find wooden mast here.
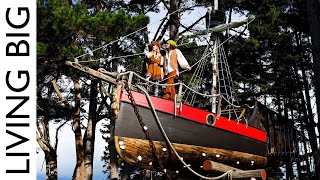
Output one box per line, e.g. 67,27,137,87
211,0,219,113
211,38,218,113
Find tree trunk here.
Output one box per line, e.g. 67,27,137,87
294,30,319,177
140,2,150,44
291,100,302,179
120,162,131,180
43,117,56,180
45,152,58,180
293,57,312,176
300,59,319,175
306,0,320,175
305,0,320,147
157,20,170,42
37,116,58,180
169,0,179,41
109,84,121,180
84,80,98,180
109,124,119,180
285,159,293,180
275,93,281,115
72,79,85,180
299,113,311,176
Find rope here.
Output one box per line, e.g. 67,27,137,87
114,70,221,98
221,96,254,109
74,5,191,60
183,84,220,98
184,42,211,105
124,83,171,179
137,85,232,179
158,49,212,84
136,85,233,180
76,16,257,112
77,53,145,63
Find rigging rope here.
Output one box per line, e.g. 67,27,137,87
136,84,233,179
73,14,257,115
74,5,192,60
77,53,145,63
181,17,255,110
114,70,221,98
183,41,211,105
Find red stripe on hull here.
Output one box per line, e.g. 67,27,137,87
121,91,266,143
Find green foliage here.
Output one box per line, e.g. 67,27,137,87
36,0,152,110
245,38,260,49
267,4,281,23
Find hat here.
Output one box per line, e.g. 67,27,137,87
167,40,177,48
149,41,161,48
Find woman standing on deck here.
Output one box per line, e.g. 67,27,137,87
144,41,164,96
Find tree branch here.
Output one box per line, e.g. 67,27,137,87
54,120,69,151
41,116,50,143
179,14,206,35
160,0,170,12
157,20,170,41
51,79,73,109
36,132,50,152
144,1,162,14
97,81,110,115
37,116,45,138
36,117,52,153
153,13,169,41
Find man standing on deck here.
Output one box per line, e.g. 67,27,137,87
163,40,191,100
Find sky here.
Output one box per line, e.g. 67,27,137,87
37,121,107,180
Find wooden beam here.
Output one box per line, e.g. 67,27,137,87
203,160,242,171
203,160,266,180
65,61,117,85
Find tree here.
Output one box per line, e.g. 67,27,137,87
305,0,320,176
37,0,149,179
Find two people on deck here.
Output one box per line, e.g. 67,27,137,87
144,40,191,100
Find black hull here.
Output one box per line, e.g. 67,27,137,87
115,94,268,170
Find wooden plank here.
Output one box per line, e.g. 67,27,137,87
203,160,266,180
65,61,117,84
203,160,242,171
114,136,267,171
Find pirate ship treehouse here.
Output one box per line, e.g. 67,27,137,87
66,3,302,179
112,12,270,173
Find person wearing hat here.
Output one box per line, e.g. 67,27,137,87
144,41,164,96
163,39,191,100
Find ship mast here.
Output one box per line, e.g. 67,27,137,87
184,2,255,110
211,37,218,113
211,0,220,113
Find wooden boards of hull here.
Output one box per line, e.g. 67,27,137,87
203,160,267,180
114,136,267,171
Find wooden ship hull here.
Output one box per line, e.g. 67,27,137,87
114,91,268,171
